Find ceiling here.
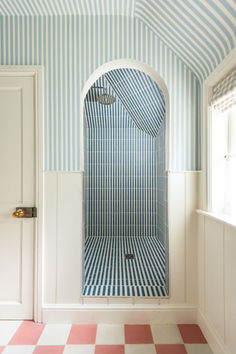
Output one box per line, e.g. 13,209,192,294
135,0,235,80
0,0,136,16
0,0,235,80
84,68,166,137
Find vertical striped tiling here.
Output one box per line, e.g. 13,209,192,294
84,73,161,239
83,70,168,296
156,119,169,293
83,236,167,297
105,68,166,137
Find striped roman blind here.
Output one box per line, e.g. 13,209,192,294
211,67,236,112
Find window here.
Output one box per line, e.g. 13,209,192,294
210,68,236,219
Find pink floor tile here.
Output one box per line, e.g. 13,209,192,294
0,347,4,353
156,344,187,354
34,346,65,354
125,325,153,344
8,321,45,345
95,345,124,354
67,324,97,344
178,324,207,344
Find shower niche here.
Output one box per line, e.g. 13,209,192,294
82,68,169,297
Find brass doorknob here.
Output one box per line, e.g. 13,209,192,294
12,209,25,218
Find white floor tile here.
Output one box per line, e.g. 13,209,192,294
37,324,71,345
125,344,156,354
96,324,124,344
63,345,95,353
151,324,183,344
0,321,22,345
3,346,35,353
185,344,213,354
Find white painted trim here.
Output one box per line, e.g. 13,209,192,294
197,209,236,230
198,310,230,354
200,48,236,211
42,304,197,324
0,65,44,323
44,170,201,174
43,170,84,175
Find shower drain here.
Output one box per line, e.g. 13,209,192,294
125,254,135,260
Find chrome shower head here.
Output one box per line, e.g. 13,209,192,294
97,93,116,105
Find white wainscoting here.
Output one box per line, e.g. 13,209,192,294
43,171,83,304
42,171,199,323
197,213,236,354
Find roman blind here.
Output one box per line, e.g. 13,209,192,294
211,67,236,112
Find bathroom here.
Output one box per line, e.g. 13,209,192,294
0,1,235,353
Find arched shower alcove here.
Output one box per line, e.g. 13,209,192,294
81,61,169,297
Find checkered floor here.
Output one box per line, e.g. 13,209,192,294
0,321,213,353
83,236,168,297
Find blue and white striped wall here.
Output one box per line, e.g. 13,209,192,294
84,73,161,238
84,69,166,137
105,68,165,137
1,0,234,82
0,15,200,171
135,0,236,81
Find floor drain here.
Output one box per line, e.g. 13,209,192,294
125,254,135,260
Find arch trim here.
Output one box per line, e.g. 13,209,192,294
80,59,170,170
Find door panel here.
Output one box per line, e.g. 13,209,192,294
0,76,35,319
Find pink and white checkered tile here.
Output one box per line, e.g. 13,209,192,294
0,321,213,353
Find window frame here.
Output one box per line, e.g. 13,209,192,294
201,48,236,214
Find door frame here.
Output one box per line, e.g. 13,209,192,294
0,66,43,322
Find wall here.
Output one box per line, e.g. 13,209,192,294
43,171,199,322
84,74,164,239
0,14,200,321
156,120,168,247
0,14,200,171
198,213,236,354
156,120,169,291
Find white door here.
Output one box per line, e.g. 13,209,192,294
0,75,35,319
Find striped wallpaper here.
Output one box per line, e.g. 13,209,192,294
135,0,236,81
0,14,200,171
1,0,234,82
0,0,136,16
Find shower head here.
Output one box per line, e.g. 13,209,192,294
85,86,105,102
97,93,116,105
85,85,116,105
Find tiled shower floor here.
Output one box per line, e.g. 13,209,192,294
83,236,168,297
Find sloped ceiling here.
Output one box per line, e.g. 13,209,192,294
135,0,236,80
105,68,165,136
0,0,136,16
0,0,235,80
84,69,165,137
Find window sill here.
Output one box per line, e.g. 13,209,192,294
196,209,236,230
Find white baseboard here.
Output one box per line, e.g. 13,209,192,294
41,304,197,324
197,310,229,354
